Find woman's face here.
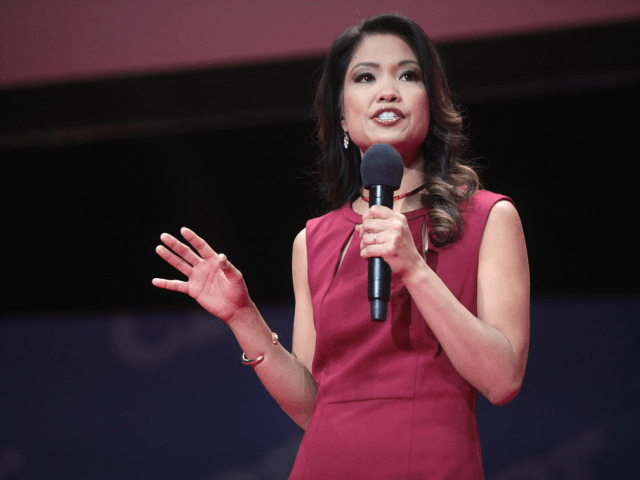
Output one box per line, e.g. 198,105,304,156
341,34,430,164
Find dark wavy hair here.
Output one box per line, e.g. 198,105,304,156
313,12,480,247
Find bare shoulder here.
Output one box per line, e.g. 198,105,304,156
486,199,522,230
293,228,307,253
480,200,526,255
479,199,527,270
292,228,308,277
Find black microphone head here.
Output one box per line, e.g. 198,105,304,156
360,144,404,189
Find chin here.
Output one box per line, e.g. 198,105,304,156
361,139,422,159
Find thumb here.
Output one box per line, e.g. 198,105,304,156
218,254,243,283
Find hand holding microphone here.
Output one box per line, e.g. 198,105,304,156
360,144,404,321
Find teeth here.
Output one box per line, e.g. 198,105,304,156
377,111,398,120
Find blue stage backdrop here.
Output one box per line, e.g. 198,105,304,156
1,295,637,479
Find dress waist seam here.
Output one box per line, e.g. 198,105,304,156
319,395,415,406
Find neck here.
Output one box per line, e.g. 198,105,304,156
398,156,425,194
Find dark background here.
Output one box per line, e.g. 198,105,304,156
1,20,639,480
2,20,639,314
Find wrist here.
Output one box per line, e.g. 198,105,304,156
226,300,259,330
400,260,432,289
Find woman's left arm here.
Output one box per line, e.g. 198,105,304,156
359,201,530,405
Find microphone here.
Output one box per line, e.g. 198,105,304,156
360,144,404,321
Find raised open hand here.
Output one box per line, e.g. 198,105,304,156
152,227,250,322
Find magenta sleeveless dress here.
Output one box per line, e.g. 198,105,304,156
289,190,511,480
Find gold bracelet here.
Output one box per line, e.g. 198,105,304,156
241,332,279,367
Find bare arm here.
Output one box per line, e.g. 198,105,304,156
153,227,317,427
358,201,530,405
291,229,317,375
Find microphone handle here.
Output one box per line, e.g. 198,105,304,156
368,185,394,321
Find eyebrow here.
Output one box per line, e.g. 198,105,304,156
350,60,420,72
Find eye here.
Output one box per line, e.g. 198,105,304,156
400,69,422,82
354,72,375,83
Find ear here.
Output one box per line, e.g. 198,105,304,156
341,118,348,133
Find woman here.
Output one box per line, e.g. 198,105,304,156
153,13,529,479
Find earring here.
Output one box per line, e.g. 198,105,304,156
343,132,349,149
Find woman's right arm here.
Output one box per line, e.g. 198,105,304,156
153,227,317,429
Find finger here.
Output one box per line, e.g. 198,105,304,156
355,224,368,240
361,231,383,251
161,232,202,266
360,218,385,236
155,245,193,277
152,277,189,294
366,231,381,245
360,243,388,260
362,204,393,220
181,227,216,260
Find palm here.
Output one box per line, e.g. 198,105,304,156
186,257,247,320
152,228,249,322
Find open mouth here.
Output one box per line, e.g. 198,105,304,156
373,109,403,125
377,111,398,121
373,107,404,123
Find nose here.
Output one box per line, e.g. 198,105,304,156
377,76,400,103
378,91,398,102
